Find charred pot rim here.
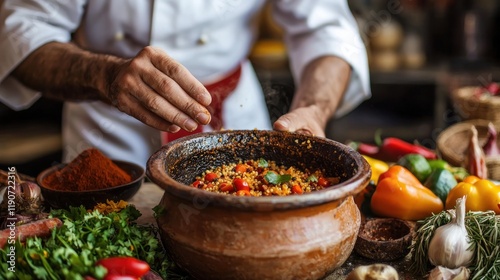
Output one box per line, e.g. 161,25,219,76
147,130,371,211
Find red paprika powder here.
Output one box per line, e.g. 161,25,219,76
43,148,132,191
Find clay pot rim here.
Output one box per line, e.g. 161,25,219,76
147,130,371,211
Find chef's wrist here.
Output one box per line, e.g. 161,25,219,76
295,56,351,118
94,55,126,102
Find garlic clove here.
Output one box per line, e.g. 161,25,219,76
428,266,470,280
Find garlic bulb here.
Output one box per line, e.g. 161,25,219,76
428,196,473,269
346,264,399,280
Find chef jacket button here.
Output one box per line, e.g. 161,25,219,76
197,34,209,45
114,31,124,41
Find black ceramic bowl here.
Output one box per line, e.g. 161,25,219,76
37,160,145,209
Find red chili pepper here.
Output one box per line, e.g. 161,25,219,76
96,257,150,278
349,135,437,162
380,137,437,161
103,275,138,280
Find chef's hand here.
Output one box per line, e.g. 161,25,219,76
105,46,212,133
273,106,326,137
273,56,351,138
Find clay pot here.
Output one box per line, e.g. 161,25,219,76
147,130,371,280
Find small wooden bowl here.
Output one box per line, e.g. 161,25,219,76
37,160,145,209
354,218,414,261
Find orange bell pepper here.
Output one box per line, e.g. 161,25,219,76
370,165,444,221
445,175,500,214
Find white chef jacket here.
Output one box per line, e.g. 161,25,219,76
0,0,370,166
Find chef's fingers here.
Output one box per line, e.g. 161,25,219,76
145,47,212,107
112,80,183,132
273,109,325,138
128,75,205,132
141,67,212,127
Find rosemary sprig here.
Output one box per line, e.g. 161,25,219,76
410,210,500,279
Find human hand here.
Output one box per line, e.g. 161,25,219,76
273,56,351,139
105,46,212,132
273,106,326,137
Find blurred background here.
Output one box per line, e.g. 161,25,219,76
1,0,500,176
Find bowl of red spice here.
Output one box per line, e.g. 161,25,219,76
37,148,145,209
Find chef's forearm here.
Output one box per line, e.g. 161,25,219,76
11,41,124,101
291,56,351,127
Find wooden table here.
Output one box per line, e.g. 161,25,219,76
129,183,422,280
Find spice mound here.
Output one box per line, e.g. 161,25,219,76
43,148,132,191
190,158,339,197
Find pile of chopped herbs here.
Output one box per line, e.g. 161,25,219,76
0,205,187,279
410,209,500,280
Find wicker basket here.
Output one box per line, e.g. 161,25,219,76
451,86,500,122
436,119,500,180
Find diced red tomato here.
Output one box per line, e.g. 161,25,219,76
236,190,251,196
233,178,250,191
235,164,247,173
219,183,234,193
204,172,218,182
192,180,202,188
291,185,303,195
318,177,330,188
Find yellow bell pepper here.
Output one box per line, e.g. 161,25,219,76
370,165,444,221
445,175,500,214
362,155,389,183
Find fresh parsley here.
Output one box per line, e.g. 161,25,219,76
0,205,186,280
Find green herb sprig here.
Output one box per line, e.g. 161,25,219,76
0,205,187,279
410,209,500,280
264,171,291,185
